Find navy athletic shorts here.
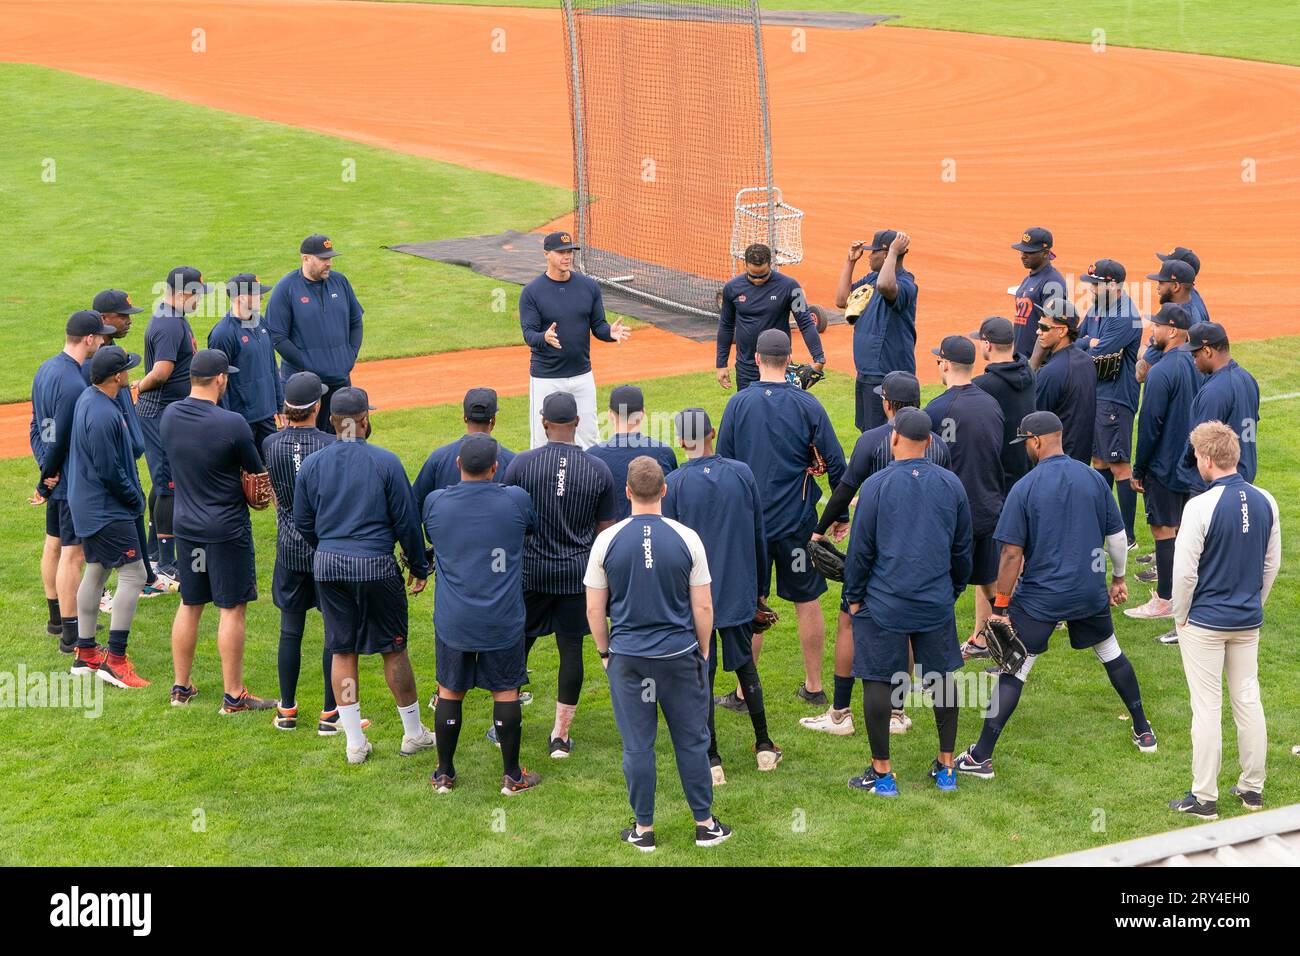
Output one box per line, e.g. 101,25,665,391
850,608,962,683
435,636,528,693
710,623,754,672
1093,400,1134,464
82,519,142,569
1008,604,1114,656
45,499,81,546
317,573,409,655
524,589,590,639
176,532,258,609
272,558,319,614
765,532,827,604
969,534,999,586
1142,475,1188,529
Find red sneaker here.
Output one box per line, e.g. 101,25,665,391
98,654,151,689
70,644,107,676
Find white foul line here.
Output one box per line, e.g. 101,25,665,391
1262,392,1300,404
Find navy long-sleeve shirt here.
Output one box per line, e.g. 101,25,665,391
1133,347,1203,492
717,381,846,539
1035,343,1096,464
294,438,430,578
265,269,364,385
1180,359,1260,491
519,271,613,379
843,457,973,631
1081,292,1143,411
208,312,283,424
30,351,87,500
586,433,679,522
80,358,144,459
662,454,767,628
412,434,516,515
848,268,918,379
160,397,265,544
923,384,1006,536
715,271,824,373
1143,291,1209,369
67,386,145,538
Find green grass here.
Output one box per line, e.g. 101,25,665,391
0,63,571,404
367,0,1300,67
3,339,1298,865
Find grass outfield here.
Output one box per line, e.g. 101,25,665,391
0,63,571,404
369,0,1300,67
2,340,1297,866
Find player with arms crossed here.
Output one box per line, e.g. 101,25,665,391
955,412,1156,779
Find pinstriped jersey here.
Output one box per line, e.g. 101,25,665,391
263,426,336,571
502,441,618,594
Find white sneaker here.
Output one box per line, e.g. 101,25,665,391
710,762,726,786
400,724,437,756
890,710,913,735
1124,594,1173,619
346,739,373,764
99,589,113,613
519,691,533,706
799,707,855,736
1156,629,1180,645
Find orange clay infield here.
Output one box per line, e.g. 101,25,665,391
2,0,1299,458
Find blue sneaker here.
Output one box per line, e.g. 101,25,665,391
848,767,898,797
930,759,957,792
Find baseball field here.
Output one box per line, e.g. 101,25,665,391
2,0,1298,866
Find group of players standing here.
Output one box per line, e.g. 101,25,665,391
28,224,1281,850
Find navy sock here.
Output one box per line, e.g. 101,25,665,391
1117,478,1138,542
434,696,463,778
277,610,306,708
1155,538,1176,601
159,536,176,571
322,647,337,713
1102,653,1150,734
46,598,61,628
972,674,1024,762
833,673,854,711
494,699,523,780
107,629,129,658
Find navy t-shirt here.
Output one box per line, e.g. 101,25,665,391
518,272,613,379
412,434,516,515
1012,264,1067,358
424,481,536,651
848,268,918,379
994,454,1124,622
584,514,711,658
923,384,1006,536
138,304,197,415
586,433,679,522
160,396,264,543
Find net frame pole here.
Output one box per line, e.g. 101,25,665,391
562,0,588,272
748,0,776,261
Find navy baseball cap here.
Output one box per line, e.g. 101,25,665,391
463,387,498,423
89,346,141,383
1081,259,1126,285
609,384,645,415
1010,410,1063,444
1012,227,1056,259
541,391,578,424
1146,260,1196,285
892,406,932,441
191,349,238,377
1038,295,1079,331
543,231,580,252
1157,247,1201,276
227,273,273,298
970,316,1015,346
870,229,899,251
165,265,211,296
1178,322,1229,352
872,370,921,406
755,328,792,356
301,235,338,259
931,334,976,364
674,407,713,443
284,371,328,408
1151,303,1193,330
330,386,375,417
91,289,144,316
458,433,499,474
66,309,116,337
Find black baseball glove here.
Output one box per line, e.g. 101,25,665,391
786,363,825,390
807,536,845,582
980,615,1028,675
753,598,779,633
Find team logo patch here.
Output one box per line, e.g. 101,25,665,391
560,233,571,243
1022,232,1032,244
322,239,333,250
300,296,310,303
737,294,747,303
393,634,406,647
126,549,137,559
241,335,249,343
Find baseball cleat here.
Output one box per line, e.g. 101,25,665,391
170,683,199,706
501,767,541,795
755,741,784,772
620,825,656,853
1132,727,1158,753
796,683,828,707
890,710,913,734
714,689,749,714
317,710,371,736
1124,594,1173,619
399,725,437,756
695,818,733,847
430,771,456,794
954,747,994,778
548,736,572,759
1228,786,1263,811
1169,792,1217,820
346,740,373,765
930,760,958,792
799,706,855,736
97,654,150,689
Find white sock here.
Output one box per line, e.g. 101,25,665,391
338,702,366,750
398,700,423,738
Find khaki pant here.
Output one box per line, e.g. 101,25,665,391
529,371,598,450
1178,622,1267,803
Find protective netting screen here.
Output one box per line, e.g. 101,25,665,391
562,0,772,316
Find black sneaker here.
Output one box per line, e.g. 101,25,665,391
954,747,994,778
58,636,76,655
695,818,732,847
620,825,656,853
713,689,749,713
1136,550,1155,565
1132,727,1158,753
548,735,572,759
1229,786,1263,811
1136,566,1158,584
1169,791,1218,820
796,684,828,707
1127,537,1138,552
